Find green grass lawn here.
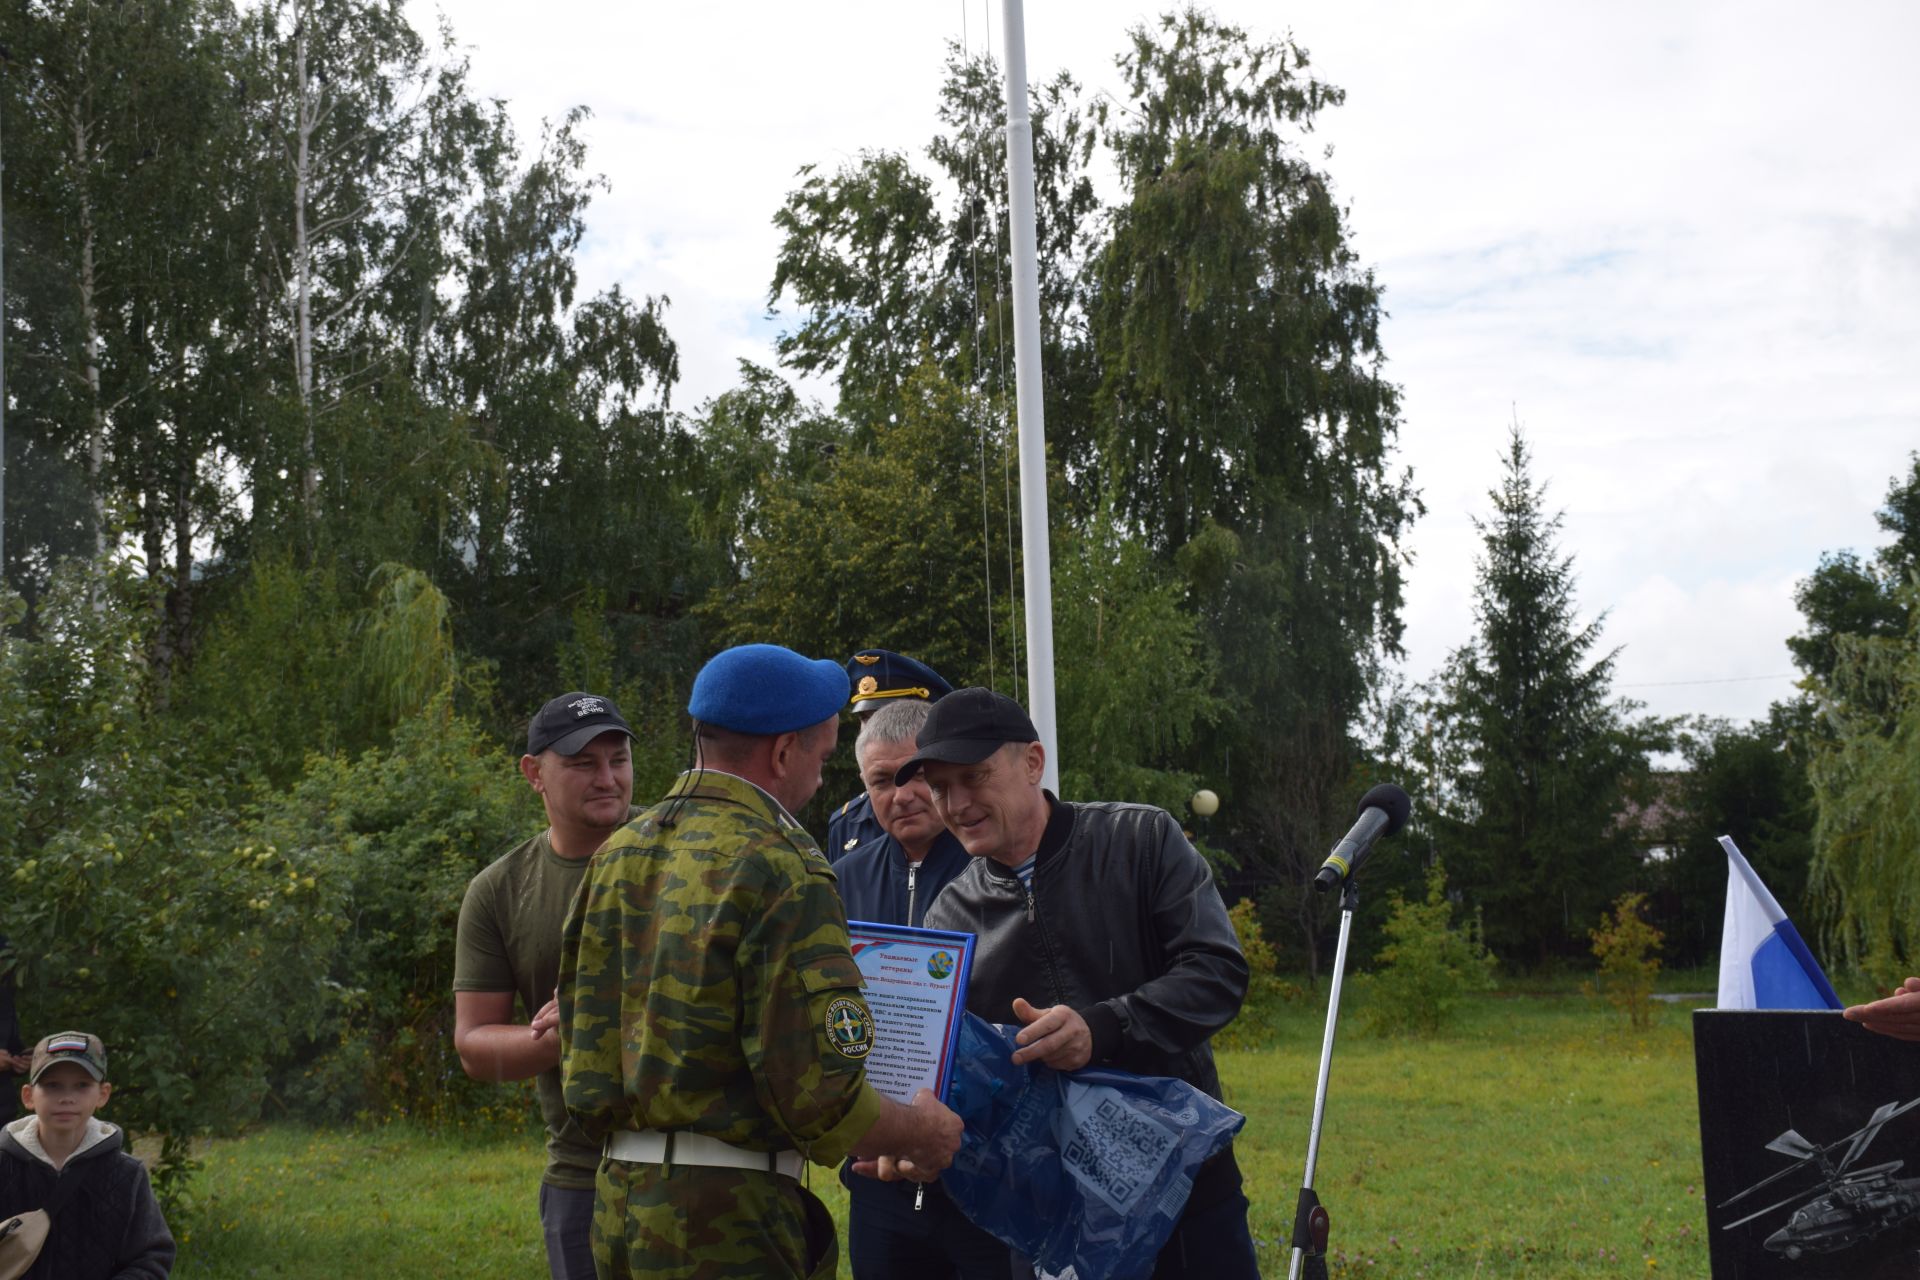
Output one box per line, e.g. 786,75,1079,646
1230,995,1710,1277
173,992,1716,1278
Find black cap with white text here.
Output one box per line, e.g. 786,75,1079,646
527,692,634,757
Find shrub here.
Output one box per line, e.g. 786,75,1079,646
1214,897,1305,1050
1,565,541,1200
1589,892,1664,1029
1358,861,1496,1036
1229,897,1278,978
242,700,541,1124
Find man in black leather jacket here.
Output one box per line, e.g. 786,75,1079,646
908,688,1258,1280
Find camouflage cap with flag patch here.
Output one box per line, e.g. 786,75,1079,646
29,1031,107,1083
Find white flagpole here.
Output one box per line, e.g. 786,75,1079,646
999,0,1059,792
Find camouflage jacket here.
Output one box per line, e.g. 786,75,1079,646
559,770,883,1168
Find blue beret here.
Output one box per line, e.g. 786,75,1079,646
689,644,850,735
846,649,955,713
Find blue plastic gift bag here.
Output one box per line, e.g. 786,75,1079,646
940,1013,1245,1280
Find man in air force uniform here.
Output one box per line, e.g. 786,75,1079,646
833,698,1007,1278
824,649,953,862
559,643,963,1280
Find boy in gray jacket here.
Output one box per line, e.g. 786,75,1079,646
0,1031,174,1279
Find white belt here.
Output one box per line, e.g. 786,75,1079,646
606,1129,803,1179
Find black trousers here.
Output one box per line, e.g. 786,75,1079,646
846,1178,1011,1280
1147,1146,1259,1279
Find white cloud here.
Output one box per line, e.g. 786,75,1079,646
1606,572,1805,724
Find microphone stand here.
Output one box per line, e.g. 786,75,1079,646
1287,874,1358,1280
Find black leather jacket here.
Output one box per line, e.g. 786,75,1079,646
923,798,1248,1100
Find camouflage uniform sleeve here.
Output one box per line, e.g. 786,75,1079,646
558,845,629,1144
737,848,883,1166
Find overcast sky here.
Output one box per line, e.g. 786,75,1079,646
418,0,1920,731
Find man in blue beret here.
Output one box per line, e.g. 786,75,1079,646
559,643,964,1280
824,649,955,863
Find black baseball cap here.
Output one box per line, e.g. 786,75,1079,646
892,687,1039,784
527,692,634,756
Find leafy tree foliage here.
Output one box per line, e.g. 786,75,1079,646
770,14,1419,969
1,563,539,1196
771,45,1099,461
1774,453,1920,980
705,363,1005,689
1051,512,1221,813
1789,454,1920,681
0,2,1432,1194
1645,710,1815,968
1426,428,1666,963
1,0,686,725
1091,11,1418,974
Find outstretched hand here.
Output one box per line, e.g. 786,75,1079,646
1844,977,1920,1042
1011,997,1092,1070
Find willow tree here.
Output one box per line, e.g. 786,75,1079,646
1807,582,1920,981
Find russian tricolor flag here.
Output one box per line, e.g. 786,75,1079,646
1716,835,1840,1010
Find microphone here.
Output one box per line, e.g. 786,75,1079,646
1313,784,1412,893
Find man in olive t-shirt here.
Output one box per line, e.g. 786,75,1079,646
454,692,637,1280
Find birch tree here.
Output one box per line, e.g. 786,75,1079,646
242,0,467,524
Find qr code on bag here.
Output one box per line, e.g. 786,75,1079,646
1060,1085,1178,1214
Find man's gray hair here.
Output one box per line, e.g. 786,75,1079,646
855,698,933,765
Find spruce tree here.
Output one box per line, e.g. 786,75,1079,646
1429,427,1664,963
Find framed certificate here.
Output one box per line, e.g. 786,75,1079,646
846,920,976,1105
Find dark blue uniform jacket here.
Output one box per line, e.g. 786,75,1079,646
835,829,972,930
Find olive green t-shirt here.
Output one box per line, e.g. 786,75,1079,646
454,821,633,1189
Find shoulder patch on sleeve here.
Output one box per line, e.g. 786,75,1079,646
823,997,874,1060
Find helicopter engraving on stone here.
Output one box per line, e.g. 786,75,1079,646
1718,1096,1920,1263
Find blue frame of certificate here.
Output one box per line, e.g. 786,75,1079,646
845,919,976,1105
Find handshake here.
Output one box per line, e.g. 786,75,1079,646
850,1087,964,1183
846,996,1090,1182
